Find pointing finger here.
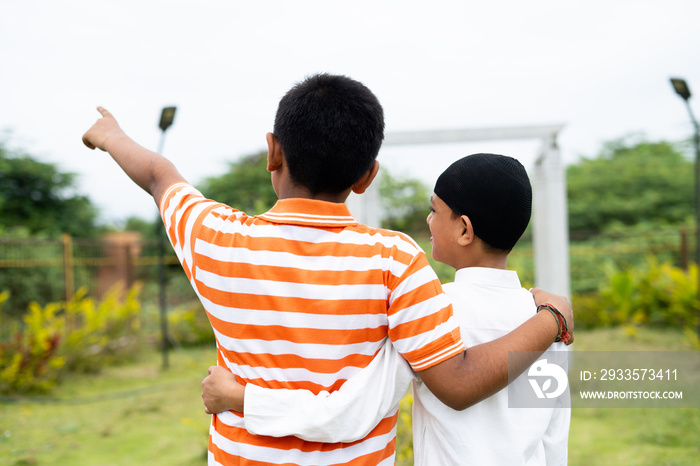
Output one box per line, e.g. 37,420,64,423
96,106,113,119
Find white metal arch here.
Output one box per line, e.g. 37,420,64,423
348,124,571,299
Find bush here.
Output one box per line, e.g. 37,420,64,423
167,303,215,347
395,391,414,466
569,223,689,294
0,290,65,394
60,286,143,373
0,285,143,395
573,258,699,331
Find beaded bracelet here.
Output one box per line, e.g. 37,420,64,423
537,303,571,343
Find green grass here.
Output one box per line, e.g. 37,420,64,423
569,408,699,466
1,348,215,466
567,327,700,466
1,328,698,465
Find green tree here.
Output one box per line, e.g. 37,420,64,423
123,216,162,242
379,169,431,237
567,135,693,236
198,151,278,215
0,140,98,238
0,139,101,316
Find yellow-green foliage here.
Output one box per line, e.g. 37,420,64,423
61,285,142,373
395,390,414,466
0,290,65,393
682,327,700,350
167,303,215,347
574,258,699,332
0,286,143,395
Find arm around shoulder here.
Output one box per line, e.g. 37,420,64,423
417,290,573,411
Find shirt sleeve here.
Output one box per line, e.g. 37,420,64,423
243,341,414,442
159,182,218,281
386,251,464,371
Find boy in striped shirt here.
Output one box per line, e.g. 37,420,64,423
202,154,571,465
82,73,572,465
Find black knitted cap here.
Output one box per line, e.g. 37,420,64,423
433,153,532,250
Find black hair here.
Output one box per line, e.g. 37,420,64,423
273,73,385,195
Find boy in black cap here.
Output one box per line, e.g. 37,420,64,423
415,153,570,464
202,153,570,465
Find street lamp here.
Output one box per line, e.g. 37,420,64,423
157,106,176,369
158,106,177,152
669,78,700,337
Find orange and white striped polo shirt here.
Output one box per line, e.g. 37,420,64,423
160,182,464,466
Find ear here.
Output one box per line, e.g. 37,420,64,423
266,132,284,172
457,215,475,246
351,161,380,194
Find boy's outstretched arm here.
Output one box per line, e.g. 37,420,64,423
417,287,572,411
82,107,187,205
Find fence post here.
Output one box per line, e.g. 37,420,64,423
125,242,134,290
62,234,74,302
680,227,689,270
158,226,169,370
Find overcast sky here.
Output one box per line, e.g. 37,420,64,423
2,0,699,224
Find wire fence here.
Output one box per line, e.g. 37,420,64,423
505,226,693,294
0,233,174,298
0,232,193,342
0,226,695,340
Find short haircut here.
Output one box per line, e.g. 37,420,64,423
273,73,385,195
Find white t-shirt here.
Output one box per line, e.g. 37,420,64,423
243,267,570,465
412,267,570,465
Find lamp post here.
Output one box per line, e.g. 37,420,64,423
669,78,700,337
157,106,176,369
158,106,177,152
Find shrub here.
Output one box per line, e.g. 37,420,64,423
167,303,215,347
60,285,143,373
395,391,414,466
573,258,698,330
0,285,143,395
0,290,65,394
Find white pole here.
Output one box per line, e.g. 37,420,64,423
532,134,571,299
357,124,571,298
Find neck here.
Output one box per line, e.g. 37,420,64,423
275,177,351,203
453,249,509,271
278,187,350,203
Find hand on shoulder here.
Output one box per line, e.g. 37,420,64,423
530,287,574,345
